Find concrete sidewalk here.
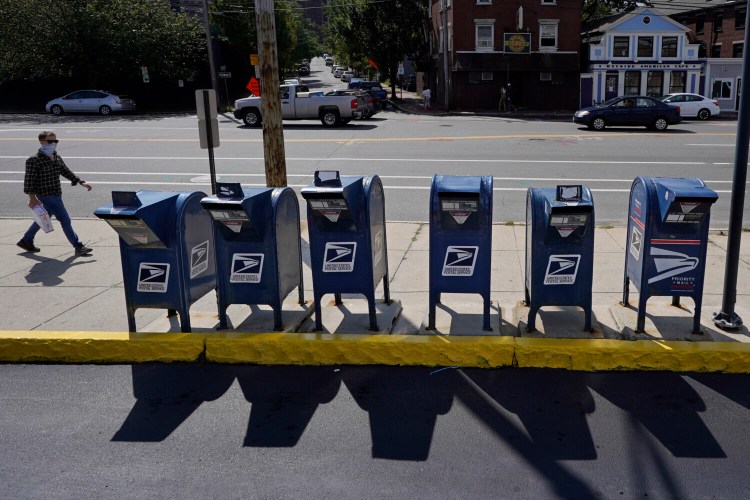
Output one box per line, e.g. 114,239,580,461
1,217,749,370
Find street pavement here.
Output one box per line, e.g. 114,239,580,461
1,216,749,356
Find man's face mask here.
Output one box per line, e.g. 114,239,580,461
40,142,57,156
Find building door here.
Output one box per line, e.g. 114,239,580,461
737,77,742,111
605,74,618,101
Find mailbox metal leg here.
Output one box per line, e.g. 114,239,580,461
672,296,681,307
636,294,648,333
428,292,438,329
126,307,137,333
693,305,702,334
584,307,592,332
483,295,491,331
167,308,178,317
527,306,538,333
179,308,192,333
313,292,323,331
367,295,379,331
383,277,392,305
334,293,343,305
622,276,630,305
218,308,228,330
273,303,283,331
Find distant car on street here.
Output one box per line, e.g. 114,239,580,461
46,90,136,116
659,93,720,120
573,96,681,131
341,71,354,82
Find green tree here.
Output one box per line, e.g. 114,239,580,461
325,0,426,98
0,0,205,86
583,0,638,24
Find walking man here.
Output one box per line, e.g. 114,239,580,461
499,85,508,112
422,87,432,109
17,131,93,255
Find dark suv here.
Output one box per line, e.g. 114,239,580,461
348,81,387,106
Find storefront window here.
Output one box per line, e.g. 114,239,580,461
733,43,744,58
624,71,641,95
613,36,629,57
646,71,663,97
638,37,654,58
712,79,732,99
669,72,686,93
661,37,678,58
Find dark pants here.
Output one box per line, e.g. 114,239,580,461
23,195,80,248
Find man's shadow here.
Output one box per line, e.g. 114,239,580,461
21,253,92,286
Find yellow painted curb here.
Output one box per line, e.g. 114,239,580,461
0,331,206,363
205,332,517,367
514,338,750,373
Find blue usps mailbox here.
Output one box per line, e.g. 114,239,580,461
301,170,390,331
623,177,718,333
94,190,216,332
428,175,493,331
525,185,595,332
200,183,303,331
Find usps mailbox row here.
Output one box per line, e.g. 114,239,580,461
95,173,717,335
94,172,388,333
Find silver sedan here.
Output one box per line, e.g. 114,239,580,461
45,90,136,116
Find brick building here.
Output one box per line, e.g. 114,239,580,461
427,0,583,111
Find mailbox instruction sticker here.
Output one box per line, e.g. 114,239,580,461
310,199,348,223
190,241,210,278
441,199,477,225
372,229,383,267
442,246,478,276
230,253,264,283
323,242,357,272
544,255,580,285
137,263,170,293
629,227,642,260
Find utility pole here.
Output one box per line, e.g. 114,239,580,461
202,0,219,107
441,0,450,112
255,0,287,187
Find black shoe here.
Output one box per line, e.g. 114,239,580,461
17,239,40,253
75,244,93,256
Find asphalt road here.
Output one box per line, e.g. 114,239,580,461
2,363,750,498
1,56,748,226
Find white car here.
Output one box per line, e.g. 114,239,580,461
341,72,354,82
660,93,720,120
334,67,345,78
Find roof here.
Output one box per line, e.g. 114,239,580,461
647,0,745,16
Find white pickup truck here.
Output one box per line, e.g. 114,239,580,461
233,84,364,127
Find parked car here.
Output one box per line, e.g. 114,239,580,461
659,93,720,120
325,56,334,66
348,81,387,106
45,90,136,116
341,71,354,82
573,96,681,131
334,67,345,78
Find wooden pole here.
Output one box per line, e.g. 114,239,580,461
255,0,287,187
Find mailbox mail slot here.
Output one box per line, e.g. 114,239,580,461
301,170,390,331
429,175,493,331
95,190,216,332
623,177,718,333
525,185,595,332
201,183,303,330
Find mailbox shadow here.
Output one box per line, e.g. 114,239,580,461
341,367,453,461
112,364,236,442
586,372,725,458
22,254,93,286
236,366,340,447
689,372,750,413
428,302,502,335
452,369,598,498
461,369,597,459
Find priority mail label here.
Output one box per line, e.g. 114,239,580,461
442,246,478,276
543,255,580,285
323,242,357,272
190,241,210,278
230,253,264,283
137,263,170,293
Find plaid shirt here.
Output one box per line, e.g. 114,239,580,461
24,151,83,197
